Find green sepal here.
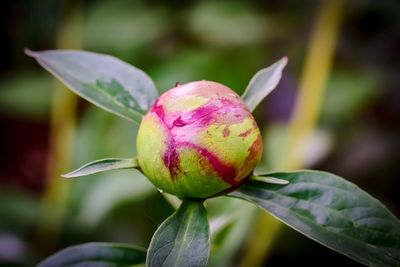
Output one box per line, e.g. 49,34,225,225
62,158,139,178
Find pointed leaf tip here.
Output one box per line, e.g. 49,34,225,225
26,49,158,124
24,48,34,57
242,57,288,112
252,175,289,185
62,158,139,178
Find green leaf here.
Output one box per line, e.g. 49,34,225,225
62,158,139,178
241,57,287,112
25,49,158,124
229,170,400,266
251,175,289,185
147,200,210,267
37,242,146,267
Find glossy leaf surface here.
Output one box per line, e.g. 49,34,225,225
37,242,146,267
230,170,400,266
147,200,210,267
26,49,158,124
241,57,287,111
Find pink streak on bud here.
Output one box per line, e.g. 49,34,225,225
163,141,237,185
150,97,241,184
151,99,165,121
171,103,219,129
184,142,237,185
163,139,181,178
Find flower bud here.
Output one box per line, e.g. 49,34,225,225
136,81,262,198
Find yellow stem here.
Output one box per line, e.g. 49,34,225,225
36,1,82,254
284,0,343,170
239,1,343,266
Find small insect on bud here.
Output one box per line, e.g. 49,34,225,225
136,81,263,198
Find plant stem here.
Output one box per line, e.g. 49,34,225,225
284,0,343,170
239,1,343,266
35,1,82,255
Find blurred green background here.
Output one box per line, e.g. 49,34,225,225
0,0,399,266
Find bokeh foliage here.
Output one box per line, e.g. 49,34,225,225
0,0,399,266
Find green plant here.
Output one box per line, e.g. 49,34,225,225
27,49,400,267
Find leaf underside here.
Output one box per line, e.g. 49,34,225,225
62,158,139,178
37,242,147,267
147,200,210,267
230,170,400,267
251,174,289,185
26,49,158,124
241,57,287,112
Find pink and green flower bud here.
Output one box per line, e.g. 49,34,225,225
136,81,263,198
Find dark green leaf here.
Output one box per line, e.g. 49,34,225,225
62,158,139,178
230,170,400,267
25,49,158,124
37,242,146,267
241,57,287,111
147,200,210,267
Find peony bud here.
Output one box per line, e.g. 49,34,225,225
136,81,262,198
